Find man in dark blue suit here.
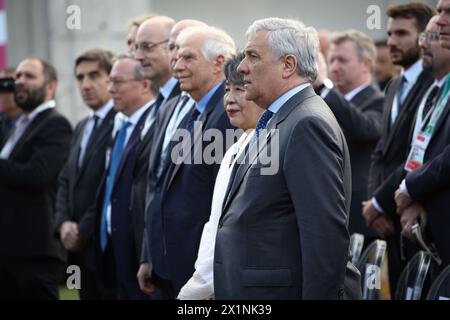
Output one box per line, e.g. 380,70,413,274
137,26,236,299
95,56,155,299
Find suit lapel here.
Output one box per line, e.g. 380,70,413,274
428,95,450,145
9,109,54,159
76,108,116,182
384,72,432,155
165,82,225,189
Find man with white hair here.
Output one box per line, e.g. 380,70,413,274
137,25,235,299
214,18,352,299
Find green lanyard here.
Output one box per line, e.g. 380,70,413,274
424,76,450,135
439,75,450,105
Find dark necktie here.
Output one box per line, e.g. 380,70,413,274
187,106,201,133
422,85,440,118
396,76,407,112
78,115,99,167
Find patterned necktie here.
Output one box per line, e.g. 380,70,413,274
255,110,274,137
422,85,440,119
100,120,132,251
187,106,201,133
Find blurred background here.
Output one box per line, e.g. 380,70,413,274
0,0,438,124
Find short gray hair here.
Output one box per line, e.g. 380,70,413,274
178,26,236,62
330,29,377,67
113,54,145,80
246,17,319,82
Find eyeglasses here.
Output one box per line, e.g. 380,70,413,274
135,39,169,52
108,78,139,86
419,32,440,44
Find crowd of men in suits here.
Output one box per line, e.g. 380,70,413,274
1,0,450,300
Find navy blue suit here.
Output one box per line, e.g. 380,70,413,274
144,82,234,297
95,106,151,300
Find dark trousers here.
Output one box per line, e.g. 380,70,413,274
152,272,177,300
0,256,64,300
67,251,114,300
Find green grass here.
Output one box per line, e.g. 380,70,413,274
58,286,80,300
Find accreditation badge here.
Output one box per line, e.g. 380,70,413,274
405,132,431,172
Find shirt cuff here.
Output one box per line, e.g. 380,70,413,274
399,179,410,197
320,87,331,99
372,197,385,214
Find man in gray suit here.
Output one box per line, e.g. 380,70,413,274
214,18,352,300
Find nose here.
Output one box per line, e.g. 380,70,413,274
80,77,92,91
134,46,144,61
174,58,184,74
15,74,25,86
328,59,338,74
387,34,397,48
237,57,249,75
224,90,235,106
107,81,115,94
436,12,447,28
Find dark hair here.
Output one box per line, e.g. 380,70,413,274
375,39,388,48
27,58,57,84
224,52,245,85
386,2,436,33
74,48,116,75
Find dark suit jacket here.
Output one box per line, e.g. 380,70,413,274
214,85,352,300
368,71,434,206
324,86,383,237
94,106,150,268
54,107,116,268
403,97,450,265
131,85,181,259
145,82,234,293
130,104,159,259
0,108,72,259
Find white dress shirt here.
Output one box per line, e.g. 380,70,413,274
177,131,254,300
390,59,423,125
106,101,152,235
78,99,114,166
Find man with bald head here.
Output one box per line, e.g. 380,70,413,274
0,58,72,299
138,26,235,299
135,16,180,138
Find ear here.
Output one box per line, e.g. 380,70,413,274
46,80,57,99
362,57,373,73
282,54,298,79
213,54,225,74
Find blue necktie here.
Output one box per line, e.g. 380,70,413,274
255,110,274,136
100,121,132,251
396,76,407,112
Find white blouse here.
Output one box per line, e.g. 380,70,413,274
177,130,254,300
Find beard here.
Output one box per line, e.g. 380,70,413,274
392,46,421,68
14,84,46,112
